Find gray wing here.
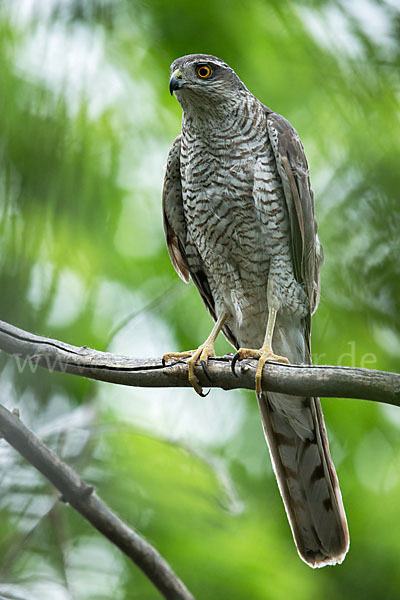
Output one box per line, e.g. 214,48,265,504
265,110,323,317
162,135,190,283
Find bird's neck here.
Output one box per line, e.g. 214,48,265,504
182,104,235,131
181,92,262,138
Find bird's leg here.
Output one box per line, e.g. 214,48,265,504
231,307,290,395
162,313,227,396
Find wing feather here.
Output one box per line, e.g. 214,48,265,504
162,135,190,283
265,111,323,316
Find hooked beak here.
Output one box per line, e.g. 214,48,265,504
169,68,184,95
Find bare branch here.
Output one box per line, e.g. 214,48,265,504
0,403,194,600
0,318,398,595
0,319,399,405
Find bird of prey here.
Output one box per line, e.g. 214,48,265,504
162,54,349,567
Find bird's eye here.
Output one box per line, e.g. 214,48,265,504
196,65,212,79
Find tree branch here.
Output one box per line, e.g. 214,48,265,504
0,318,399,597
0,403,194,600
0,319,399,405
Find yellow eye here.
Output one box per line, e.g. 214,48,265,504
196,65,212,79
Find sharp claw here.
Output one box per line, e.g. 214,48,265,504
192,379,210,398
201,359,213,382
231,352,240,377
162,357,166,367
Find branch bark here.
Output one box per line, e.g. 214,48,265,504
0,319,399,405
0,403,194,600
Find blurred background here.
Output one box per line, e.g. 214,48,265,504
0,0,399,598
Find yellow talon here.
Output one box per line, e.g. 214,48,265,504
162,350,197,363
162,343,215,396
188,342,216,395
231,306,290,395
162,314,227,396
233,346,290,396
255,347,290,396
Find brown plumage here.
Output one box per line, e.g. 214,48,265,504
163,54,349,567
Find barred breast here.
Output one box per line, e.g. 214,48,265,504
180,92,304,348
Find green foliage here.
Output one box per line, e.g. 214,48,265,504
0,1,399,598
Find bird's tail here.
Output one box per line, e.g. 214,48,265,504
257,390,349,567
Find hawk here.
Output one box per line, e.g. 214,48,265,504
162,54,349,567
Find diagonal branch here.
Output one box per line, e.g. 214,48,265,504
0,403,194,600
0,319,399,405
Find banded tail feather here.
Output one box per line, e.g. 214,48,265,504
257,391,349,567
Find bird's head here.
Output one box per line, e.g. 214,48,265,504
169,54,247,115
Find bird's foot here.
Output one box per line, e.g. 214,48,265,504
162,343,215,397
231,346,290,395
